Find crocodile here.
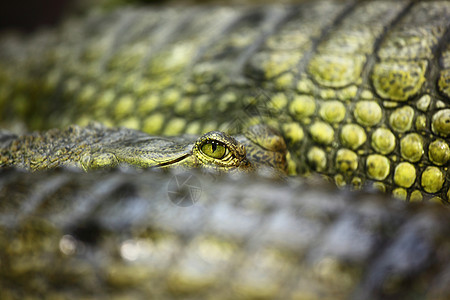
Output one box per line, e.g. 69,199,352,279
0,0,450,299
0,123,288,174
1,0,450,201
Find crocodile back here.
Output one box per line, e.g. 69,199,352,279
1,168,449,299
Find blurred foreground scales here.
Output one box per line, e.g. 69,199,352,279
0,169,449,299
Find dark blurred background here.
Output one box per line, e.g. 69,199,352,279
0,0,76,32
0,0,172,33
0,0,283,32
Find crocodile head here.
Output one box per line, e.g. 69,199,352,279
79,124,287,175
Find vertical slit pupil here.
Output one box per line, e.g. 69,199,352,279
211,142,217,152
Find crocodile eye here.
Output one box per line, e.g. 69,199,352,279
200,141,227,159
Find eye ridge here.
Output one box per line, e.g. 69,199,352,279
193,131,247,169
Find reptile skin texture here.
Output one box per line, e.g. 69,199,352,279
1,1,450,201
0,1,450,299
0,169,449,299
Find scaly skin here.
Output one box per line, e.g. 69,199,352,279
0,123,287,173
0,1,450,299
0,169,449,300
1,1,449,202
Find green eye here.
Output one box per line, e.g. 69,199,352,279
201,141,227,159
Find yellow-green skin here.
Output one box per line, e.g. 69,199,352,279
0,123,287,175
0,1,450,202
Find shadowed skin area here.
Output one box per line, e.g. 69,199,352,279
0,123,288,174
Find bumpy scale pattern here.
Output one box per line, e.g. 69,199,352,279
0,169,449,299
0,1,449,202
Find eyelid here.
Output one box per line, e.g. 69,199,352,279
194,131,246,168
